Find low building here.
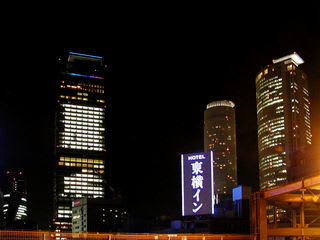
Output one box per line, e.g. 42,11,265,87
232,185,251,218
174,185,251,234
72,198,127,233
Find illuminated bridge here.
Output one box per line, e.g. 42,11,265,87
0,231,254,240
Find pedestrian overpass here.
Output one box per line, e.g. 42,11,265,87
250,174,320,239
0,231,253,240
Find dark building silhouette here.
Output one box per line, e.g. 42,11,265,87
2,171,28,228
0,190,3,229
232,185,251,218
72,198,128,233
287,145,320,182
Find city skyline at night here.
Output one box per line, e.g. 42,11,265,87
0,5,319,229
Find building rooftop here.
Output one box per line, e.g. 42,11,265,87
272,52,304,66
68,52,103,62
206,100,235,109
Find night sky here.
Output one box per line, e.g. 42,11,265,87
0,4,319,229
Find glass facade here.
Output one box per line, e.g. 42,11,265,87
255,53,311,189
58,103,105,151
204,100,238,202
53,52,106,231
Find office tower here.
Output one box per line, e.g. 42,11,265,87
204,100,238,201
255,53,311,189
2,171,28,225
53,52,107,231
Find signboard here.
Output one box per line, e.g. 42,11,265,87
72,200,81,207
181,151,214,216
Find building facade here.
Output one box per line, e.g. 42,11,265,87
72,198,127,233
2,171,28,226
52,52,107,231
255,53,311,189
204,100,238,201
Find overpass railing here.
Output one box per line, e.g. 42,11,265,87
0,231,255,240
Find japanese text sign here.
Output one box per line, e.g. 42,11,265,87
181,151,214,216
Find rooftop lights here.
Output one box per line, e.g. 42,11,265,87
69,52,103,59
206,100,235,109
63,72,104,80
272,52,304,66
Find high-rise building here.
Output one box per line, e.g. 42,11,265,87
52,52,107,231
255,52,312,190
2,171,28,225
204,100,238,201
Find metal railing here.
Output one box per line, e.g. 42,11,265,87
0,231,255,240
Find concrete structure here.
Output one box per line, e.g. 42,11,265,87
0,230,254,239
250,174,320,239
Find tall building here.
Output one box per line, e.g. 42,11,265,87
204,100,238,201
2,171,28,225
52,52,107,231
255,52,312,190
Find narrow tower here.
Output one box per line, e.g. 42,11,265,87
52,52,107,231
204,100,238,201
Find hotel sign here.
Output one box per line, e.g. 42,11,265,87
181,151,215,216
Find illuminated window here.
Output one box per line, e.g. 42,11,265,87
256,72,263,82
58,104,105,151
58,156,104,168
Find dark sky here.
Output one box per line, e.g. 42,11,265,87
0,4,319,228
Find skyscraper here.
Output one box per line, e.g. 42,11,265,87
2,171,28,225
204,100,238,201
52,52,107,231
255,53,311,190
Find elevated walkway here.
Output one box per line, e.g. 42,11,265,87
250,174,320,239
0,230,254,240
